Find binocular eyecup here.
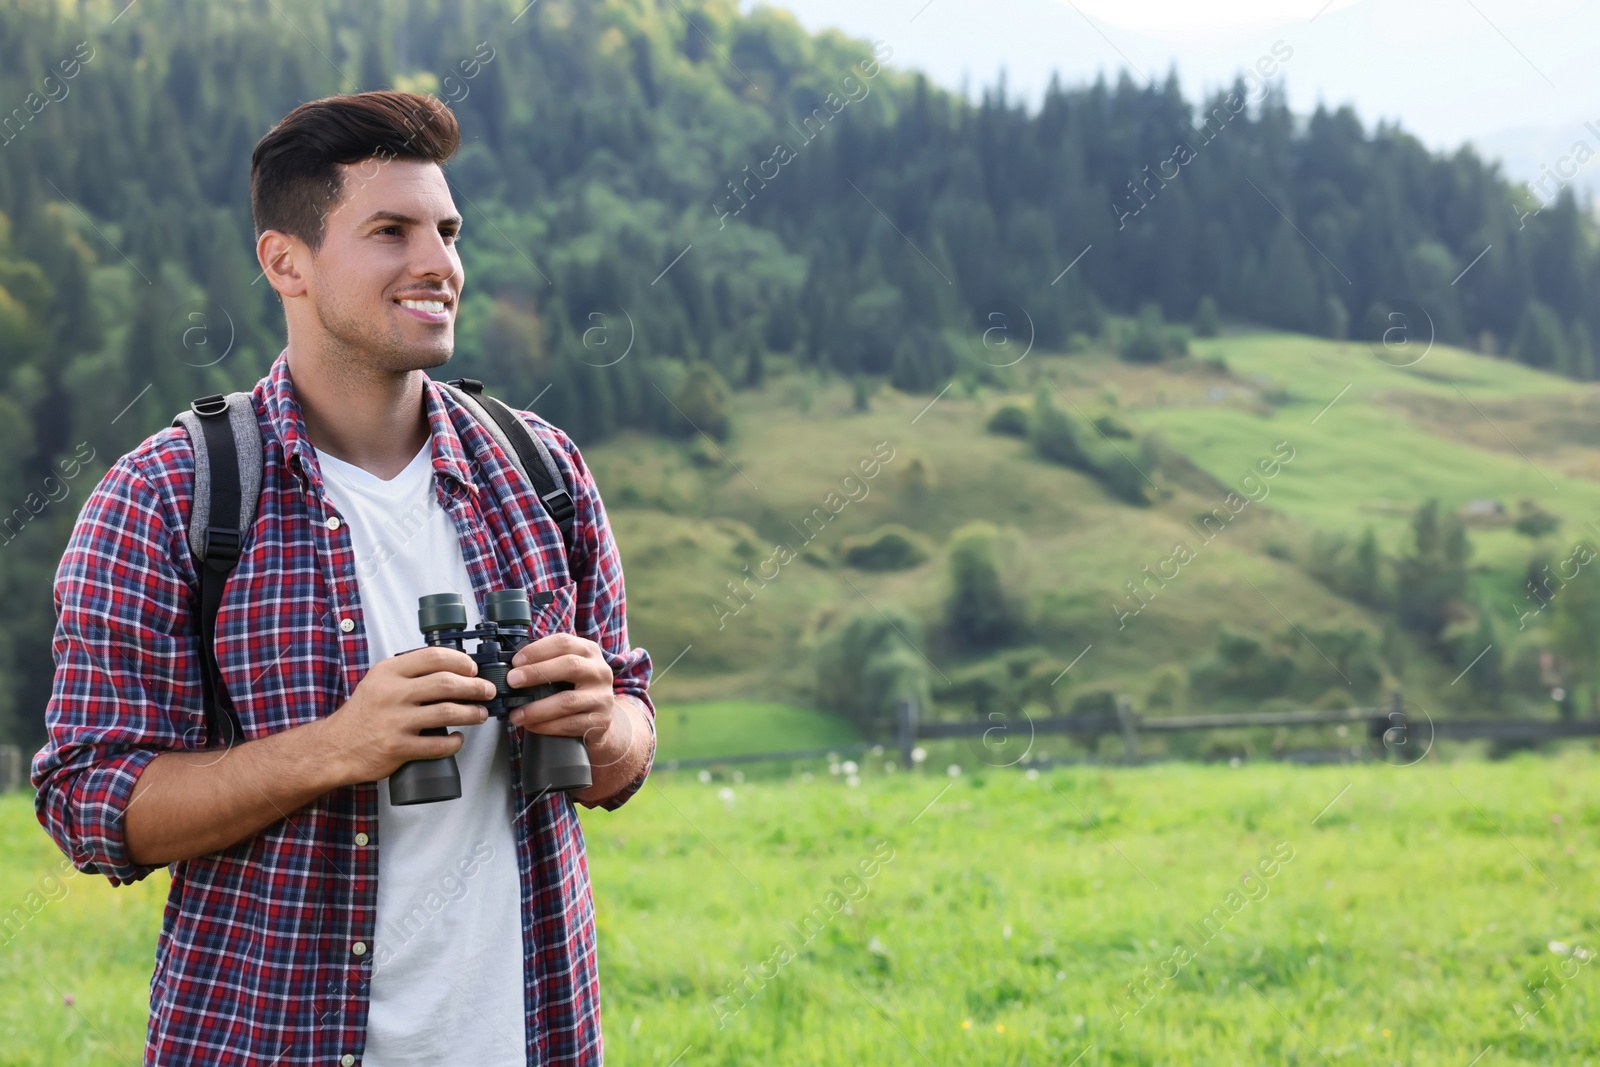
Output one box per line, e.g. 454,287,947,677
418,589,531,631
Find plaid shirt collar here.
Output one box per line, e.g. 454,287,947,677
261,348,480,499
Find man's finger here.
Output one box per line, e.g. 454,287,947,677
521,707,611,739
509,652,606,690
510,633,593,667
511,685,608,728
390,645,480,677
414,671,498,704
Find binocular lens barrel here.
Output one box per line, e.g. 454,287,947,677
484,589,532,626
418,593,469,633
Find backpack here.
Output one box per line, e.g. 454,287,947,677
171,377,577,749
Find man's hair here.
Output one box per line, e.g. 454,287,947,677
250,90,460,254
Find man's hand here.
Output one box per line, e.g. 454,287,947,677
320,646,497,785
126,647,495,867
506,634,653,802
506,633,617,742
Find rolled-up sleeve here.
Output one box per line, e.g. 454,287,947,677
536,420,655,812
31,448,199,885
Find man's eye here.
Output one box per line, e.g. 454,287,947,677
375,225,459,240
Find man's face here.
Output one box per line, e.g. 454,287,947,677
277,157,464,373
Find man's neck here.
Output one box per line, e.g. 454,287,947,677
286,345,432,480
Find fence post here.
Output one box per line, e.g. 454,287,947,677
1116,697,1140,765
0,744,21,793
897,697,917,770
1368,689,1404,758
1388,688,1406,758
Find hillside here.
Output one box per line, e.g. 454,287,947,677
2,0,1599,745
597,327,1596,741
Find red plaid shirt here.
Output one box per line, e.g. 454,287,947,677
31,350,655,1066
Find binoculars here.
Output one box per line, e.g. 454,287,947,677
388,589,592,806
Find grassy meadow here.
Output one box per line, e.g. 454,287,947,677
5,750,1600,1065
652,700,862,762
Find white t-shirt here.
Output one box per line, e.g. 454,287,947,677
315,442,526,1067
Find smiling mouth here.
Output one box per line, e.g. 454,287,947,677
394,296,452,323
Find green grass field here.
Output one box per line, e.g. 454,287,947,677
653,700,862,761
6,749,1600,1065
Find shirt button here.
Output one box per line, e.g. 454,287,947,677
355,832,369,846
326,515,342,531
342,1056,356,1067
352,941,367,956
340,618,355,633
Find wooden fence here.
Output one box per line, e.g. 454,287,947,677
896,691,1600,767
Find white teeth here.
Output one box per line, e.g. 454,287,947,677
399,299,447,314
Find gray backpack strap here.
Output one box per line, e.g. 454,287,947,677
171,392,263,748
173,393,264,563
442,378,578,564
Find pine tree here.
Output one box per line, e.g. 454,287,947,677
1395,499,1470,640
1029,386,1091,469
672,362,731,440
1349,526,1385,607
1320,295,1350,340
1511,300,1569,371
943,521,1024,651
1258,218,1322,332
742,339,766,390
1568,319,1595,379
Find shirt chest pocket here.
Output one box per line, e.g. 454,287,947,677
526,580,578,641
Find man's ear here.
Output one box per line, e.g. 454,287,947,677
258,230,309,299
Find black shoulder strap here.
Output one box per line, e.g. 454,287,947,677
172,393,261,750
444,378,578,562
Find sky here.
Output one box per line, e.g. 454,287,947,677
748,0,1600,198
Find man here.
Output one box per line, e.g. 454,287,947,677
31,89,655,1066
